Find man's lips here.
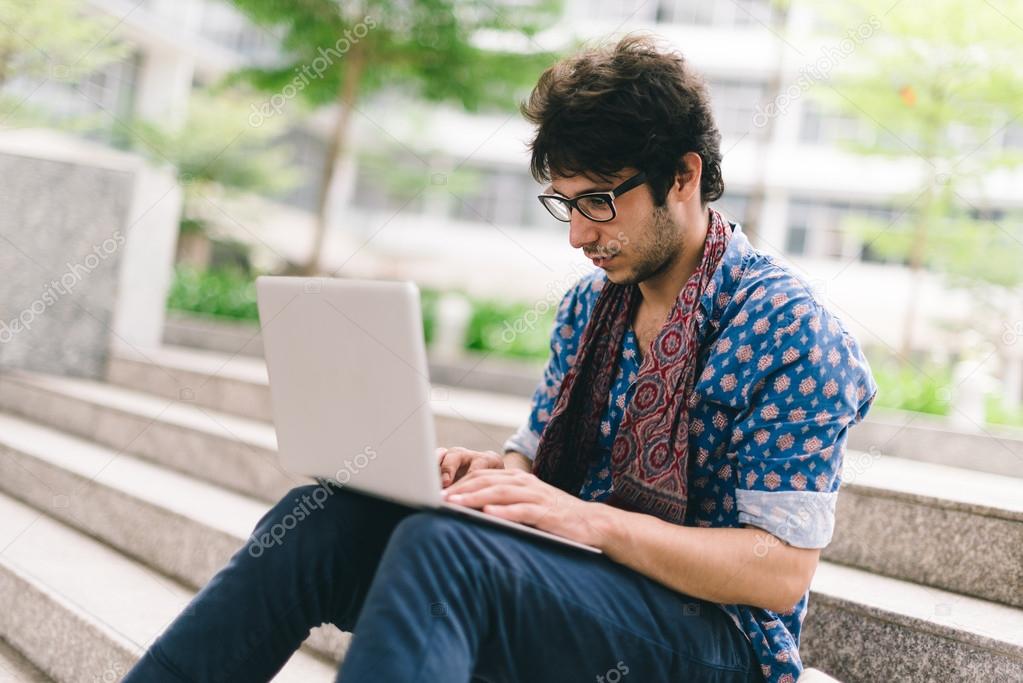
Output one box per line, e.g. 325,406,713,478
589,253,617,267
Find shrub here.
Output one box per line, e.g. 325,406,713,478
166,266,259,321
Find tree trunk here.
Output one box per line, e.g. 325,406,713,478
0,53,10,90
900,165,937,361
299,41,366,275
743,6,788,248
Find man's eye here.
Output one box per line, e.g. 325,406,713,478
579,196,610,210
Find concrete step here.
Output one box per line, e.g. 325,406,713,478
0,637,50,682
111,344,1023,479
828,450,1023,607
0,411,349,663
107,345,522,452
847,409,1023,479
147,335,1023,479
162,311,546,399
0,369,303,503
0,406,1019,681
803,563,1023,682
19,349,1023,607
0,491,336,682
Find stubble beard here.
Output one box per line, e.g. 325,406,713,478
608,205,685,286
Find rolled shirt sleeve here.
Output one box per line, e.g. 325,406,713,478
728,289,877,549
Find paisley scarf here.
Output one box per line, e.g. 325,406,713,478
532,208,732,524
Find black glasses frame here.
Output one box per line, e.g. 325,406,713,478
537,171,647,223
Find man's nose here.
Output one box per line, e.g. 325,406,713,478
568,211,600,250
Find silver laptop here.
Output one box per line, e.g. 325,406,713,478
255,276,600,554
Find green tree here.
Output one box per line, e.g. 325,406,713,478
802,0,1023,356
109,88,303,247
226,0,559,274
0,0,128,123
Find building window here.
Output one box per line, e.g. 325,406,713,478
584,0,658,22
350,154,428,216
1003,122,1023,150
799,99,873,146
197,1,281,64
707,79,770,141
714,192,751,228
350,155,548,230
785,198,900,262
785,221,809,256
655,0,780,27
451,164,548,229
5,51,141,143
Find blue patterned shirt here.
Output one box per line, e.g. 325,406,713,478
505,221,877,683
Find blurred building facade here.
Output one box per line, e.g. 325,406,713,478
6,0,1023,402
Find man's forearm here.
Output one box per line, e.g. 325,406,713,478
590,504,818,613
502,450,532,473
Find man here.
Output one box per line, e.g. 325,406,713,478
126,36,876,683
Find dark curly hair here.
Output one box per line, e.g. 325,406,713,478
521,34,724,206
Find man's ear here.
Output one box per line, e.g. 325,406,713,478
676,152,703,203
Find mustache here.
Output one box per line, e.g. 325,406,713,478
583,244,623,259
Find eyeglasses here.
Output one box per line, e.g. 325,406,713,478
537,171,647,223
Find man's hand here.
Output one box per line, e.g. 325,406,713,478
441,468,609,549
437,447,505,488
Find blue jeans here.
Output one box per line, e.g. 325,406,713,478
125,483,762,682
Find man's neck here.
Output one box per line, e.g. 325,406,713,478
637,206,711,313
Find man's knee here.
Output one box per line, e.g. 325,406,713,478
245,482,352,558
391,510,468,540
386,512,502,567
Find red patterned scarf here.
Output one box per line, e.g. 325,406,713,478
532,208,733,524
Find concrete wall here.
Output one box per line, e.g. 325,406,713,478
0,130,181,378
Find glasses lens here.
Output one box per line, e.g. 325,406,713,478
576,195,614,222
539,196,571,222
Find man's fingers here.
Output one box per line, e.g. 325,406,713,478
446,484,544,509
438,449,465,488
444,469,528,496
438,447,506,487
466,455,499,472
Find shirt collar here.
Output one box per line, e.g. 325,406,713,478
696,212,754,338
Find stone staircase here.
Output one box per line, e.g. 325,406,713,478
0,344,1019,682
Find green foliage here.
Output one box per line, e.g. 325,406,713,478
986,394,1023,429
0,0,129,89
166,266,555,360
168,268,446,347
101,87,305,237
842,204,1023,288
868,353,951,416
167,266,261,321
420,286,440,344
226,0,561,113
802,0,1023,290
465,299,553,361
112,88,303,197
355,136,485,207
805,0,1023,164
223,0,562,273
